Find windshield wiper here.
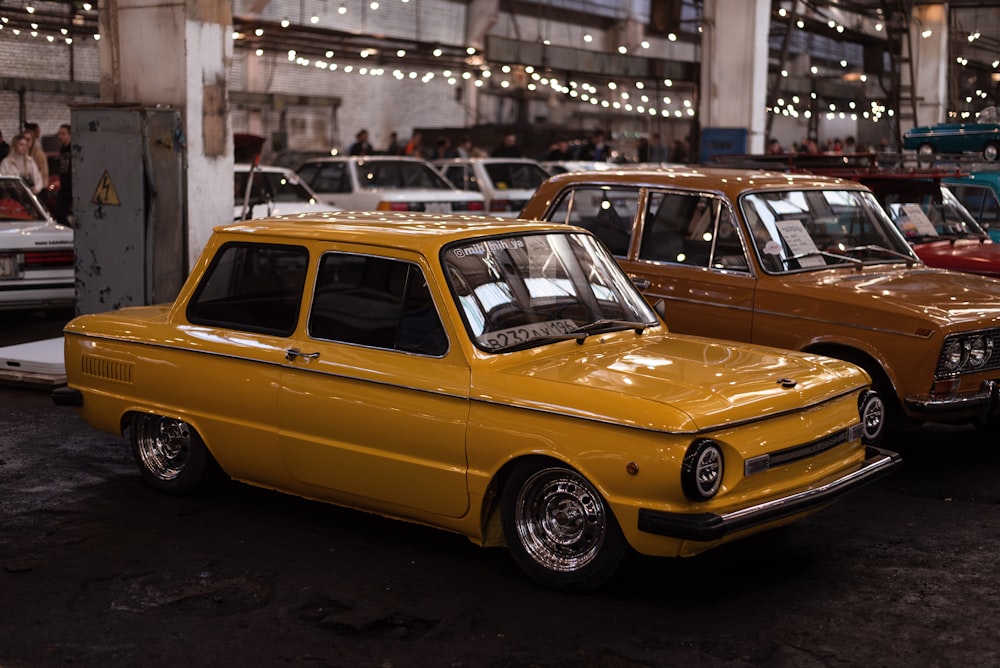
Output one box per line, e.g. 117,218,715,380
839,244,917,266
568,319,652,339
488,319,652,352
787,250,864,266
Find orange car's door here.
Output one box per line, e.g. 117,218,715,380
627,191,755,343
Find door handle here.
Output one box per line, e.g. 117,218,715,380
631,277,651,290
285,348,320,362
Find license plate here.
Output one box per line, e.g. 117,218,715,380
0,253,20,279
425,202,451,213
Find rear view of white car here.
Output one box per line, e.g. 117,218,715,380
295,156,485,213
434,157,550,217
234,163,336,221
0,175,74,310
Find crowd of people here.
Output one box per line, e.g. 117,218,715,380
343,126,694,164
0,121,73,226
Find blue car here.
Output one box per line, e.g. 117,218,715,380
904,106,1000,162
944,171,1000,242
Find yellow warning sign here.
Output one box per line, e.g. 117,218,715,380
92,170,121,206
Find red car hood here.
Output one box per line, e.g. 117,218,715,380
913,239,1000,277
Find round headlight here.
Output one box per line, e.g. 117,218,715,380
858,390,884,444
967,336,993,368
941,338,965,372
682,438,723,501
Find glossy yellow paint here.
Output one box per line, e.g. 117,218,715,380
63,213,877,559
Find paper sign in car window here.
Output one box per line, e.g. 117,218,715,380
900,203,939,237
775,219,824,267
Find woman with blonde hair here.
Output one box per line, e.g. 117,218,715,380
0,133,44,194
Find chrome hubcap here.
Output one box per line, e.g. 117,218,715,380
135,415,191,481
515,469,606,572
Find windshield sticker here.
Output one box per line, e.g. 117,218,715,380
898,203,939,237
453,238,525,258
775,219,824,267
763,240,783,256
477,319,578,350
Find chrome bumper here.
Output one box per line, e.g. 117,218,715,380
637,446,901,542
904,379,999,421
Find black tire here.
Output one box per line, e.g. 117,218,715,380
129,413,217,494
501,462,627,590
984,142,999,162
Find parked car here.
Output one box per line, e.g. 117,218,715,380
521,167,1000,436
859,175,1000,277
295,156,485,213
943,171,1000,242
432,157,550,217
903,106,1000,161
0,175,74,310
52,212,899,589
234,163,335,221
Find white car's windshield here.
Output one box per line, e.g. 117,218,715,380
444,232,658,352
741,188,918,273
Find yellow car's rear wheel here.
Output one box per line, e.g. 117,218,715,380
501,463,627,590
130,414,217,494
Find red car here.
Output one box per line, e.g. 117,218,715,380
861,175,1000,277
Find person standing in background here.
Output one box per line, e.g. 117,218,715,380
404,130,423,157
23,122,49,187
0,129,9,162
490,133,522,157
385,131,403,155
0,133,44,194
53,124,73,226
348,129,373,156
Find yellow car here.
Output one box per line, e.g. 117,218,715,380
521,167,1000,439
53,213,899,589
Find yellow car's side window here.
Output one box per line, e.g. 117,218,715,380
308,253,448,356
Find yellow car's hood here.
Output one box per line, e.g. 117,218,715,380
479,332,867,433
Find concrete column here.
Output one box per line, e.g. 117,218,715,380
908,4,948,127
699,0,770,153
98,0,233,266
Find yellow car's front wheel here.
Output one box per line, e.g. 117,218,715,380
501,463,627,590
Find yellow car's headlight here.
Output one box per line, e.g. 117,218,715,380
682,438,723,501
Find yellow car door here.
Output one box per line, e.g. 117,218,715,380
277,250,472,518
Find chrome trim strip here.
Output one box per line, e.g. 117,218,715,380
637,446,902,541
904,379,999,417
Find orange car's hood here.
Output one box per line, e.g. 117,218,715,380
478,332,866,433
770,265,1000,331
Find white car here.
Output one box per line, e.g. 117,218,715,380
295,156,485,213
432,157,551,217
0,175,74,310
234,163,336,221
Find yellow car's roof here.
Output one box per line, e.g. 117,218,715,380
216,212,562,247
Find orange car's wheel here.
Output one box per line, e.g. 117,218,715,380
130,414,217,494
501,463,627,590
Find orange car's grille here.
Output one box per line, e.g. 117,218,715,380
81,355,134,384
